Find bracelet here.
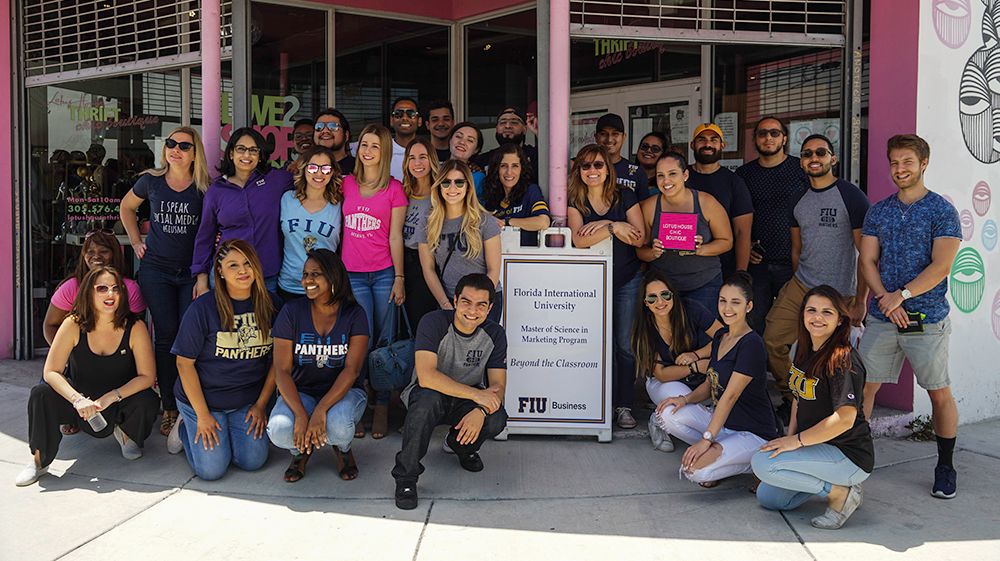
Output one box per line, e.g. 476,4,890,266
607,223,614,235
797,433,804,447
476,405,489,416
114,389,123,402
394,275,404,278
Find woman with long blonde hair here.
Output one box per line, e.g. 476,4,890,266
170,240,279,480
278,146,344,302
418,159,502,322
402,138,441,327
340,124,408,439
567,143,646,430
119,125,208,435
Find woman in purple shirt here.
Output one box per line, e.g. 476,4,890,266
191,127,293,297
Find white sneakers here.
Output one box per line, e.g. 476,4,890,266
113,426,142,460
14,463,48,487
811,484,864,529
166,417,184,455
648,413,675,452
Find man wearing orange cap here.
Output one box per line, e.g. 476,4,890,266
687,123,754,280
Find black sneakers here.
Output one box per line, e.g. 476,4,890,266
395,482,418,510
457,451,484,472
932,465,957,499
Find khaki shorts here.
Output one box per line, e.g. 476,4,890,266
858,316,952,390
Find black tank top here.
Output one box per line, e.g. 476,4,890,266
67,321,137,399
649,189,721,291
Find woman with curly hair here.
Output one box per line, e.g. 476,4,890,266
481,143,550,247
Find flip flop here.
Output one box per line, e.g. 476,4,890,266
335,449,359,481
60,424,80,435
283,453,310,483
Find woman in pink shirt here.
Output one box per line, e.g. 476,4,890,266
340,124,407,439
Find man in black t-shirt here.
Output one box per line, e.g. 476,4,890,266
392,274,509,510
426,99,456,163
687,123,754,279
595,113,648,199
736,116,807,332
476,106,539,183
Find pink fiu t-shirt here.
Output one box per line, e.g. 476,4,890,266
340,175,408,272
50,277,146,314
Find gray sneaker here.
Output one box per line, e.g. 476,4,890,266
648,413,674,452
166,417,184,455
615,407,637,429
811,484,863,530
114,426,142,460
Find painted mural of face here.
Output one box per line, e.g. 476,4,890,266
959,0,1000,163
933,0,973,48
973,180,992,215
982,219,998,250
961,209,976,240
950,247,987,313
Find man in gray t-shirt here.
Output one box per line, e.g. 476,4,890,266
392,274,508,510
763,134,870,420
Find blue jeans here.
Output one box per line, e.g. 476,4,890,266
680,272,723,317
751,443,870,511
176,400,270,481
137,263,194,411
349,266,397,404
267,389,367,455
612,271,641,409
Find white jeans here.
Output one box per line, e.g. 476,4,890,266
646,378,766,484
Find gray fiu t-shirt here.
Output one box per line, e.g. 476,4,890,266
790,179,870,296
416,209,501,298
403,195,432,250
401,309,507,405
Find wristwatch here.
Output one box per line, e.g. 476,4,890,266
900,287,913,300
702,430,715,443
504,217,510,227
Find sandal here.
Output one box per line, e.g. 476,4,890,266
371,404,389,439
698,480,720,488
283,453,311,483
335,449,359,480
159,410,179,437
355,423,366,439
60,423,80,436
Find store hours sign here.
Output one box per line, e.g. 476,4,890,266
501,254,612,437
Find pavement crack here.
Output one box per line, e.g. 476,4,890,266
411,499,435,561
779,511,818,561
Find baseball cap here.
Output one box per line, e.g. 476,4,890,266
596,113,625,133
692,123,724,141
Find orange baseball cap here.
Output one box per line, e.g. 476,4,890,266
692,123,725,141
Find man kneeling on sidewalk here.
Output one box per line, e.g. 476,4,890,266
392,273,508,510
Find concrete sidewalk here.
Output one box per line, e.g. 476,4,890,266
2,360,998,561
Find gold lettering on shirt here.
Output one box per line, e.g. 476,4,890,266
788,364,817,400
215,312,273,360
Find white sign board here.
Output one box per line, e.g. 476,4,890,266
499,229,613,441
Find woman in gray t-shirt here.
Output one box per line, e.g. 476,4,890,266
417,159,503,322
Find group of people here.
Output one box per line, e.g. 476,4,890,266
17,98,963,528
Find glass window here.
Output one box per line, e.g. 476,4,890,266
572,39,699,92
465,10,538,127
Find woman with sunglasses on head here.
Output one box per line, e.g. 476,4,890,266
481,143,551,248
340,124,408,440
638,151,733,314
418,159,503,323
17,266,159,486
567,144,646,429
655,273,781,488
170,240,278,480
632,270,723,452
752,285,872,530
447,121,487,201
120,126,210,437
402,138,441,328
268,249,369,482
191,127,293,298
634,132,667,198
278,146,343,302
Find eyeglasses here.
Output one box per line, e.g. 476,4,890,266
84,228,115,240
314,122,342,132
580,160,606,171
233,145,261,156
440,179,467,188
391,109,420,119
305,163,334,175
165,138,194,151
756,129,784,139
94,284,121,295
800,148,832,159
639,143,664,154
644,290,674,304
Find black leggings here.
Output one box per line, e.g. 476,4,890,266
27,383,159,467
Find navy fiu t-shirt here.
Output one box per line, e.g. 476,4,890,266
271,298,370,398
707,328,779,440
172,291,278,411
132,174,202,271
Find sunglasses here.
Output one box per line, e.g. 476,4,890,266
94,284,121,295
800,148,832,158
84,228,115,240
391,109,420,119
755,129,784,139
233,145,261,156
580,160,606,171
440,179,467,188
644,290,674,305
639,143,664,154
305,163,334,175
314,122,342,132
165,138,195,151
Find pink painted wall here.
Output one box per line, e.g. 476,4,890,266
866,1,920,412
305,0,529,20
0,0,13,358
